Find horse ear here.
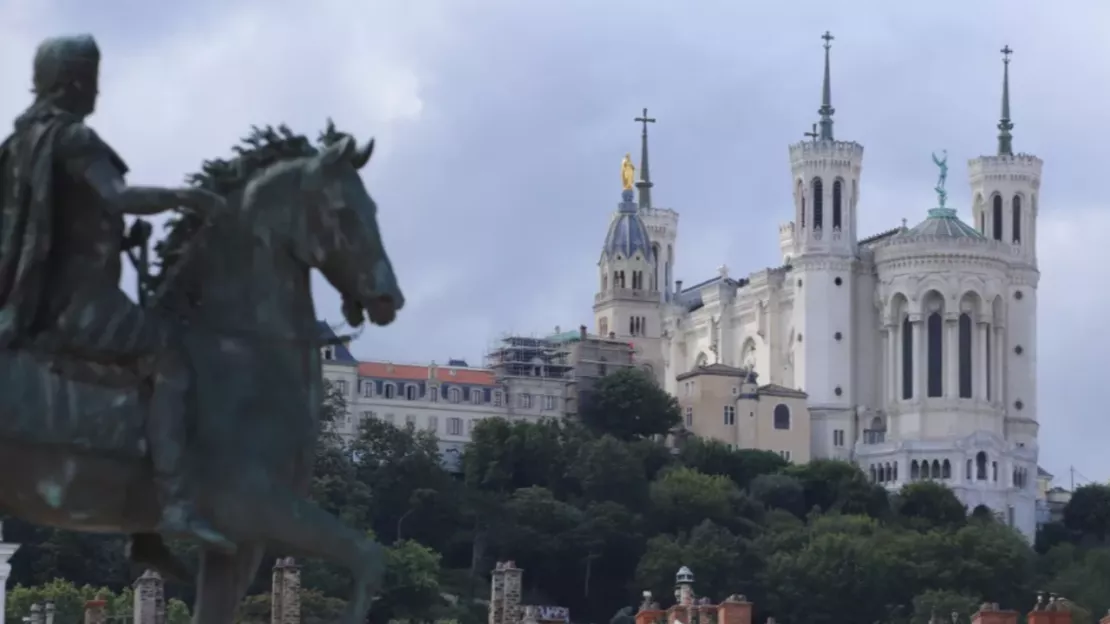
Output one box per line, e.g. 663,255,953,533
318,135,357,169
351,139,374,170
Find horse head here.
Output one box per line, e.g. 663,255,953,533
239,133,405,328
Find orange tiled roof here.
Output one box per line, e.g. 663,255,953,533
357,361,497,386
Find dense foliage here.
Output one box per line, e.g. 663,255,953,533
7,373,1110,623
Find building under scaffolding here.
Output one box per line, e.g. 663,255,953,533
485,334,574,380
486,326,636,419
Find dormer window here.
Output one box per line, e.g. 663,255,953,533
449,387,461,403
405,384,418,401
322,346,335,361
383,383,396,399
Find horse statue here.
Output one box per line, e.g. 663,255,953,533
0,124,404,624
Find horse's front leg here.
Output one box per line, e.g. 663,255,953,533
240,486,386,624
191,541,265,624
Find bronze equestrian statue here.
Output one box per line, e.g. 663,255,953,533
0,34,406,624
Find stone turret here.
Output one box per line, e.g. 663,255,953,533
271,557,302,624
133,569,165,624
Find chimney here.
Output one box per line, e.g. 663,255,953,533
502,561,524,624
716,595,753,624
579,325,587,340
272,557,301,624
1028,594,1072,624
489,562,507,624
29,603,43,624
84,596,108,624
635,592,665,624
675,280,683,293
44,602,54,624
972,603,1019,624
133,569,165,624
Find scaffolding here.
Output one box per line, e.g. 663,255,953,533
485,333,574,379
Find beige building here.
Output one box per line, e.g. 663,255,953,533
676,363,812,463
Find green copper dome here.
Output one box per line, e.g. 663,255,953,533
902,208,984,240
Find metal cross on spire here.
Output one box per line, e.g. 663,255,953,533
804,123,819,142
998,44,1014,156
817,31,836,141
633,107,656,210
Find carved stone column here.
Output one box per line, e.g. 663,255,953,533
945,314,959,398
883,323,897,404
993,325,1005,404
976,321,989,400
0,523,19,624
909,314,924,400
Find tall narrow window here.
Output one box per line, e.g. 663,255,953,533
901,317,913,399
985,326,993,401
832,179,843,230
958,313,973,398
992,195,1004,241
811,178,824,229
798,180,806,229
1012,195,1022,243
927,312,943,397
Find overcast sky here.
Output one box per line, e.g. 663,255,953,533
1,0,1106,482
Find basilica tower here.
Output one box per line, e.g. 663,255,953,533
787,32,864,413
593,114,666,382
967,46,1041,448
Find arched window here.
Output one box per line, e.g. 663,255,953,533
927,312,943,397
449,387,461,403
405,384,418,401
992,461,998,482
958,313,973,398
892,462,898,481
910,460,920,480
651,243,660,291
1012,195,1022,243
976,451,988,481
601,273,608,290
870,465,877,482
931,459,941,479
901,316,914,399
966,459,972,480
992,195,1004,241
797,180,806,229
811,178,824,229
942,459,952,479
773,404,791,430
384,383,396,399
832,179,843,230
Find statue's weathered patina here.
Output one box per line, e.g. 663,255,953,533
932,149,948,208
0,34,405,624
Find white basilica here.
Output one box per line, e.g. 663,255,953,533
592,38,1042,538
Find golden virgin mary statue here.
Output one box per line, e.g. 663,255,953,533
621,153,636,190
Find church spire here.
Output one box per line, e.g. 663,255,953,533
818,31,836,141
634,108,656,210
997,45,1014,156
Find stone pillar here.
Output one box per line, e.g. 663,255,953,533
488,562,506,624
271,557,301,624
945,315,959,398
884,324,896,404
975,322,989,399
501,561,523,624
992,325,1004,404
133,569,165,624
84,596,108,624
910,315,925,400
0,522,18,624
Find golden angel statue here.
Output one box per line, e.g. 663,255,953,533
621,153,635,190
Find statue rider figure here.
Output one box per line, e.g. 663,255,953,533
0,34,234,553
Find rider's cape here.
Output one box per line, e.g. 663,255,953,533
0,104,73,349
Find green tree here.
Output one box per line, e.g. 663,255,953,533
463,418,580,495
908,589,980,624
649,467,762,536
569,435,650,510
580,368,680,440
782,459,889,518
893,481,967,531
749,474,806,518
677,439,787,490
635,521,755,608
1063,484,1110,544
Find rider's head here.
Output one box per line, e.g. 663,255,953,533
31,34,100,118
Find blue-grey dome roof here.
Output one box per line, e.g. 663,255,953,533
602,189,654,261
901,208,984,240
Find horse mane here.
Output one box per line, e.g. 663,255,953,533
148,120,353,314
